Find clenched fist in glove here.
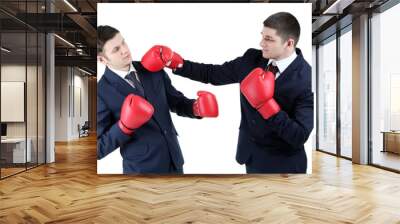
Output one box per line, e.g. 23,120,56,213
118,94,154,135
141,45,183,72
193,91,219,118
240,68,281,119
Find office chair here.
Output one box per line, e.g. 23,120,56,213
78,121,90,138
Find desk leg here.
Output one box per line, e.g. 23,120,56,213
382,133,386,152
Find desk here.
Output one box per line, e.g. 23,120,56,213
381,131,400,154
1,138,32,163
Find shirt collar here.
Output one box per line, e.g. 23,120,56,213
108,63,136,80
267,51,297,74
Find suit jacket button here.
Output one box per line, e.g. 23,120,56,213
251,137,255,142
251,119,256,124
164,130,168,134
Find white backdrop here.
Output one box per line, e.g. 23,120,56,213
97,3,312,174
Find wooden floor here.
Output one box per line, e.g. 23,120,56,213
0,167,26,178
373,151,400,171
1,135,400,223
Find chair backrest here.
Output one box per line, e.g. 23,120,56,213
82,121,90,129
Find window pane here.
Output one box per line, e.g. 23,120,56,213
27,31,38,169
371,3,400,171
340,29,352,158
1,29,27,177
318,37,337,154
38,32,45,165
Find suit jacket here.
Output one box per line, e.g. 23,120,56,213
173,48,314,173
97,61,197,174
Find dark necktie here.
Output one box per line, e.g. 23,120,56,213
266,62,279,76
125,71,145,96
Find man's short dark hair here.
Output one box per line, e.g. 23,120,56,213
263,12,300,46
97,25,120,54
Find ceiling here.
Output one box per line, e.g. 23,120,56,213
0,0,394,75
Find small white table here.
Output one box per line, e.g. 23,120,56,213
1,138,32,163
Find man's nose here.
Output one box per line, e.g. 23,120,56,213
121,45,129,55
260,40,266,48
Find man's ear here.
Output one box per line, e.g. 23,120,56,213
286,38,295,48
97,55,107,65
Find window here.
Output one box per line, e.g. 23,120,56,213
0,1,46,179
370,2,400,171
339,28,352,158
317,36,337,155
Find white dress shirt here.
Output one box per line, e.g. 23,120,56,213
266,51,298,80
109,64,140,88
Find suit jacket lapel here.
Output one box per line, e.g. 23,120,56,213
275,49,303,86
103,66,143,97
132,61,162,97
132,61,164,126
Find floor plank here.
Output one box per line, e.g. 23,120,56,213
0,135,399,223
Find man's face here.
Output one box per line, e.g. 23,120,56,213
97,33,132,70
259,27,291,60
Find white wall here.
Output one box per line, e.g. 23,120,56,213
55,66,68,141
54,67,89,141
1,65,26,140
1,65,32,138
1,64,46,164
72,71,89,138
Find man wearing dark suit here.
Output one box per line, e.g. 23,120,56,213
142,12,313,173
96,26,219,174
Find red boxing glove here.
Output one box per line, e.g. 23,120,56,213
193,91,219,117
240,68,281,119
141,45,183,72
167,51,183,70
118,94,154,135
